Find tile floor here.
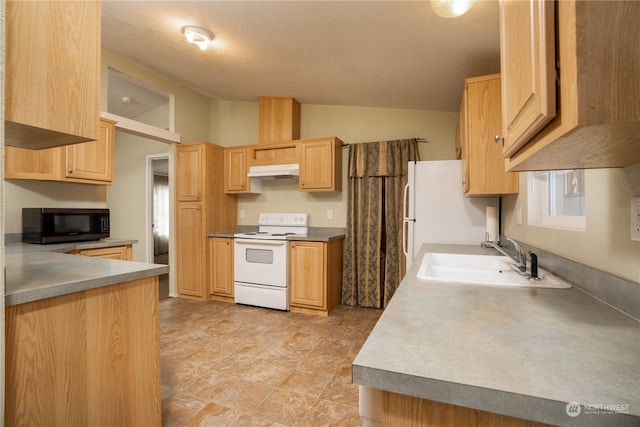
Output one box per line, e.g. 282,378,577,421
160,298,383,426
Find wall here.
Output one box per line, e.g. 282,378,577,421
102,49,213,268
101,50,212,143
107,133,169,262
503,164,640,284
211,101,460,227
5,182,107,233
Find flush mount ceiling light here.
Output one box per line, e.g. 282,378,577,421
182,26,213,50
430,0,475,18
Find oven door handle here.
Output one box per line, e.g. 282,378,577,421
234,239,288,246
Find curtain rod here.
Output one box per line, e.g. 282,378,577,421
341,137,429,147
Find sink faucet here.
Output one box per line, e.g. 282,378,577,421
482,237,527,275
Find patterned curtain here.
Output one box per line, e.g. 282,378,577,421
342,139,420,308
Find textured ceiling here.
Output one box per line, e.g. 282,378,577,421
102,1,501,112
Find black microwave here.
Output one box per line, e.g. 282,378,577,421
22,208,110,244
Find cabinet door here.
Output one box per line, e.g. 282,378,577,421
209,238,234,297
65,119,115,183
176,145,203,202
224,147,247,192
465,76,519,196
289,241,326,309
5,0,100,148
176,203,205,298
77,245,132,261
458,88,470,193
499,0,556,156
299,139,341,192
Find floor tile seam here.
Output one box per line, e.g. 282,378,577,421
250,388,320,427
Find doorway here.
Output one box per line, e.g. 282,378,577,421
149,155,170,300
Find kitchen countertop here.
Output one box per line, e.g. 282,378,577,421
352,244,639,427
5,239,169,307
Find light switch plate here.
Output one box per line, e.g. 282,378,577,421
631,196,640,242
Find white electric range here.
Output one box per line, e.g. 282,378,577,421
233,213,308,310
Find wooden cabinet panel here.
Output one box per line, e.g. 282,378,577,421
224,146,262,194
176,144,203,201
224,147,247,192
65,119,115,183
458,75,518,196
247,141,300,167
73,245,132,261
4,145,62,180
176,142,237,301
5,118,116,185
176,203,206,299
499,0,556,157
289,239,343,316
209,237,234,299
5,0,100,149
299,137,343,192
258,96,301,144
290,241,326,309
5,277,161,426
381,390,553,427
501,0,640,170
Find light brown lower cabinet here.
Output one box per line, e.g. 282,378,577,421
209,237,234,301
381,391,554,427
289,239,343,316
5,276,161,426
67,244,133,261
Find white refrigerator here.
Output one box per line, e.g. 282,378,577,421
402,160,498,269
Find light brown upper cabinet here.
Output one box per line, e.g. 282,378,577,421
299,137,343,192
258,96,301,144
5,0,100,149
64,118,115,183
499,0,556,158
5,118,116,185
499,0,640,171
223,146,262,194
176,144,205,202
458,75,518,196
224,146,249,192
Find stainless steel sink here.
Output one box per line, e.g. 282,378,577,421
417,253,571,289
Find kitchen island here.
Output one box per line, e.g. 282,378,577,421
5,239,169,426
353,244,639,427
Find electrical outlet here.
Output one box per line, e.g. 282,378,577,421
239,210,245,219
632,196,640,242
516,206,523,225
327,210,334,220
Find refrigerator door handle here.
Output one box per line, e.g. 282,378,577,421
402,182,410,220
402,219,409,257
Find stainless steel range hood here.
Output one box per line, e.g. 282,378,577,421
247,163,300,179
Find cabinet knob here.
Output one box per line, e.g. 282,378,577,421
68,168,73,173
494,134,504,144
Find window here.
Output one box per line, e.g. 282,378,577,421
528,170,586,231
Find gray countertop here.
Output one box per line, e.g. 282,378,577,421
352,244,639,427
6,239,169,307
207,228,345,242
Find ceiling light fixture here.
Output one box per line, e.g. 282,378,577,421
430,0,475,18
182,26,213,50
